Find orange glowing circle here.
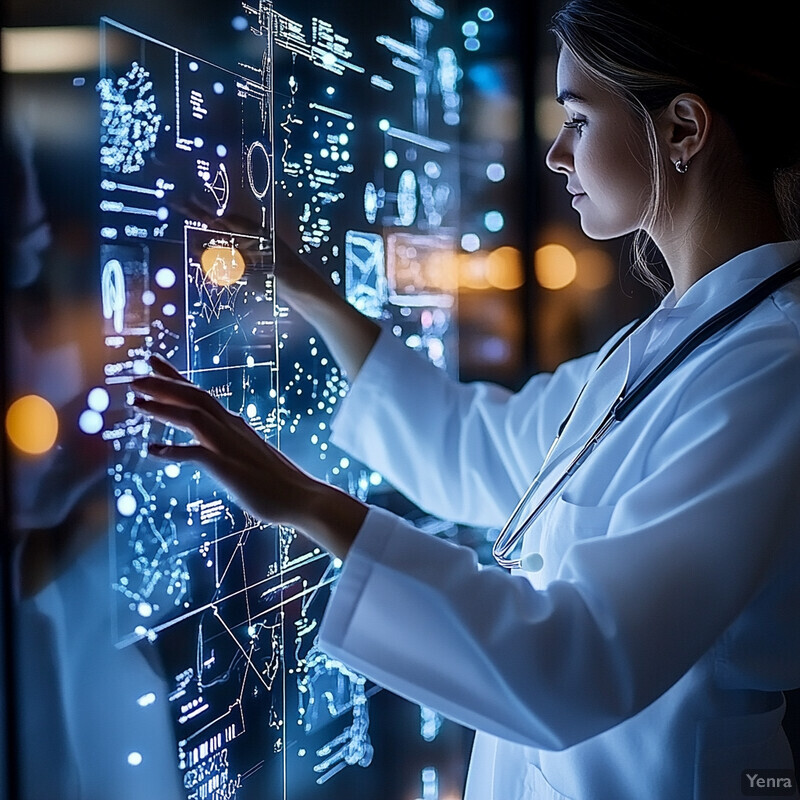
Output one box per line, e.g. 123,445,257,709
487,246,524,290
6,394,59,455
200,245,246,286
535,243,577,290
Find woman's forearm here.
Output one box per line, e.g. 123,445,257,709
275,243,380,380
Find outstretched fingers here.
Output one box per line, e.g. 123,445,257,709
131,366,236,454
147,353,192,383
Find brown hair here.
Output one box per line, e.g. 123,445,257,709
550,0,800,292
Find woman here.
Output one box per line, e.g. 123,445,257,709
133,1,800,797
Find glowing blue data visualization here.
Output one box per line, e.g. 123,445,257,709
93,1,463,797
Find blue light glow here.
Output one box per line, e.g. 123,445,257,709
484,210,504,232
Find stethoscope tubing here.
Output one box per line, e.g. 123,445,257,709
493,257,800,570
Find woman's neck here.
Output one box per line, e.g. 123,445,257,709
653,173,787,298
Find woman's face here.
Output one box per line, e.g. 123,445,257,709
545,48,653,241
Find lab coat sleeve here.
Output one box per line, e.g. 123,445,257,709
330,327,599,527
320,333,800,751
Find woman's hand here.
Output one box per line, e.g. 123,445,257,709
131,355,367,558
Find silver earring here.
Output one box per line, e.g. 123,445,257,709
675,159,690,174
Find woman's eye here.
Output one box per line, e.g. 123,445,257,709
563,119,586,134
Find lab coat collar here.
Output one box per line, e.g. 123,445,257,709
548,240,800,487
661,240,800,312
643,240,800,366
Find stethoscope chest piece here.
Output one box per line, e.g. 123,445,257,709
520,552,544,573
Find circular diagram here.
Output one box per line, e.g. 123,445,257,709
246,140,272,200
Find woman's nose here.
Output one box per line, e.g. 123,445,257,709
545,129,573,174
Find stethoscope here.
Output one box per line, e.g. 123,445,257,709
493,257,800,571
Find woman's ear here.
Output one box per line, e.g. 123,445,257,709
659,93,712,170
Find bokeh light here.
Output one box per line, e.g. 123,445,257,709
487,246,524,290
575,247,615,291
535,243,577,290
6,394,59,455
200,245,246,286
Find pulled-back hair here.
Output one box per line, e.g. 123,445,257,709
550,0,800,292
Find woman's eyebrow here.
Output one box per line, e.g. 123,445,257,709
556,89,587,105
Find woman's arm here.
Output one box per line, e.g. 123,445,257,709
274,239,380,381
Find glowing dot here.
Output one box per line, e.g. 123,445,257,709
157,206,169,221
535,243,577,290
163,303,177,316
200,245,246,286
339,457,350,468
127,752,143,767
384,150,399,169
484,210,504,232
486,162,505,182
79,409,104,435
231,15,248,30
378,118,390,131
136,693,156,707
155,267,176,288
193,137,204,149
6,395,58,455
326,85,335,95
188,61,199,72
164,463,181,478
213,81,224,94
137,602,153,618
487,246,524,290
87,387,110,412
465,37,480,51
428,338,445,361
461,233,481,252
462,20,479,36
575,247,614,291
216,144,227,158
332,558,343,569
370,472,382,486
117,492,137,517
142,290,156,306
246,403,257,418
322,53,337,67
478,7,494,21
424,160,442,179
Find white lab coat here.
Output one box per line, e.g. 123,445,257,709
319,241,800,799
